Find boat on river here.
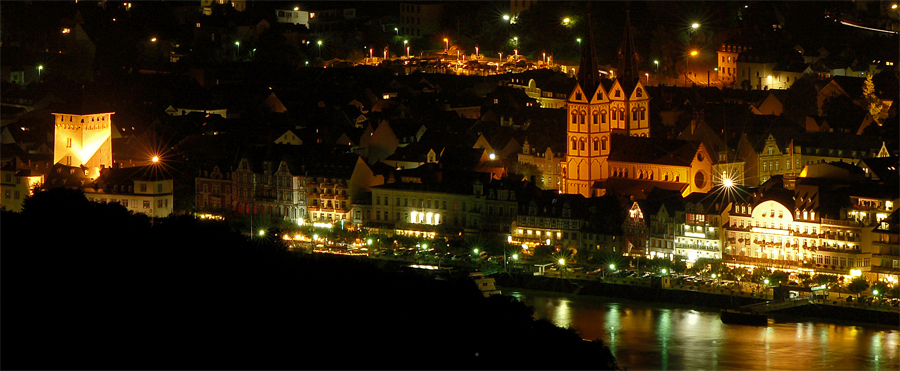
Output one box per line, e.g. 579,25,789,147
720,309,768,326
470,272,502,297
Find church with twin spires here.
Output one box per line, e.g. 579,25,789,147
562,12,713,199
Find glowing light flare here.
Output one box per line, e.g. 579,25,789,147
690,50,699,56
691,23,700,29
151,156,160,163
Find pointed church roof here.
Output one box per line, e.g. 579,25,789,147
616,11,640,95
577,11,601,97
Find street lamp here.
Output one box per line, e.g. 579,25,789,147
502,14,510,22
691,23,700,30
558,258,566,278
151,37,157,42
654,60,659,75
394,27,399,35
151,156,160,163
562,17,571,26
37,65,43,82
258,229,265,236
690,50,698,56
235,41,240,57
475,45,479,57
443,38,449,51
576,38,582,45
661,268,668,274
513,36,518,46
512,254,518,261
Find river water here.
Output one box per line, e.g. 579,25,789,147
507,289,899,370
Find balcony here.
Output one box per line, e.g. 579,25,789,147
307,206,320,212
821,218,860,228
815,245,861,254
320,193,335,200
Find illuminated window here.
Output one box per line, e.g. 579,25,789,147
66,138,72,148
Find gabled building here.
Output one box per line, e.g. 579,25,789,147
85,165,174,218
561,12,712,199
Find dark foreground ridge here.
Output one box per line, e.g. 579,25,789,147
1,188,618,370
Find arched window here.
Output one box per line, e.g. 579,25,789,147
592,111,599,125
571,112,577,124
580,139,585,151
593,138,599,151
579,110,586,124
640,109,646,120
637,88,643,97
601,111,607,123
571,139,577,150
632,110,638,121
611,110,617,120
601,137,607,151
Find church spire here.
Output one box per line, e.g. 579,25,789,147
577,11,601,97
617,10,639,94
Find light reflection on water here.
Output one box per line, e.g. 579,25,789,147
509,289,900,370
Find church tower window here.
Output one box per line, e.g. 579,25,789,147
637,88,643,97
601,111,607,123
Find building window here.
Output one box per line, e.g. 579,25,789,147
157,184,163,193
66,138,72,148
140,183,147,192
143,200,150,209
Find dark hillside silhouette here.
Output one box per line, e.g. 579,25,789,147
2,188,618,370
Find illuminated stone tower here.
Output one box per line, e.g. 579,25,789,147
563,11,651,197
614,11,651,139
52,111,114,179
